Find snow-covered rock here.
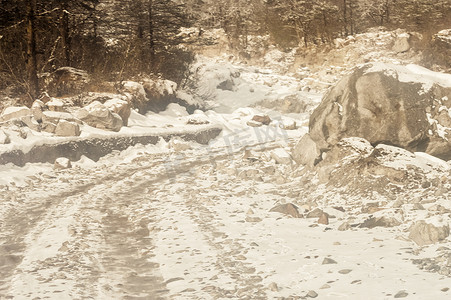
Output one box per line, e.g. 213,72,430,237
185,114,210,125
270,148,292,165
31,100,45,122
309,62,451,160
169,138,192,152
0,106,31,122
47,98,65,112
75,101,122,132
42,111,81,125
160,103,189,118
54,157,72,170
279,119,297,130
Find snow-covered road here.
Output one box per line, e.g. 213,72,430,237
2,138,451,300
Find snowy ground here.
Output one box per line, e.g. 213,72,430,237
2,50,451,299
2,136,451,299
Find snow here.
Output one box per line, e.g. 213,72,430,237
375,144,450,174
2,27,451,299
187,55,321,113
366,62,451,92
159,103,189,118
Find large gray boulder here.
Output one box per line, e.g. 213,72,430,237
75,101,123,132
308,63,451,161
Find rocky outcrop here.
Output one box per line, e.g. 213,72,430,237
424,29,451,72
308,63,451,162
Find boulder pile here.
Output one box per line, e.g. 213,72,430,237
294,62,451,166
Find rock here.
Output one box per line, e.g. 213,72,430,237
54,157,72,170
270,148,292,165
47,98,65,112
269,203,301,218
186,114,210,125
306,290,318,298
0,130,10,144
251,114,271,125
338,269,352,274
55,120,81,137
292,134,321,167
160,103,189,118
338,222,351,231
18,115,41,132
392,33,410,53
104,98,131,126
394,290,409,298
247,120,263,127
47,67,90,97
320,284,331,289
169,138,192,152
308,63,451,160
306,208,324,218
42,111,81,125
31,99,45,122
0,106,31,122
409,221,450,246
139,78,180,113
322,257,337,265
280,119,297,130
360,216,401,229
245,216,262,223
413,203,425,210
42,122,57,133
217,79,234,91
318,213,329,225
75,101,123,132
257,94,310,114
428,29,451,72
268,282,279,292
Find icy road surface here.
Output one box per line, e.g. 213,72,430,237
1,139,451,300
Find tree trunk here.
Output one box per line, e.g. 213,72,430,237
343,0,348,36
60,0,71,66
349,0,354,35
148,0,156,71
26,0,39,101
